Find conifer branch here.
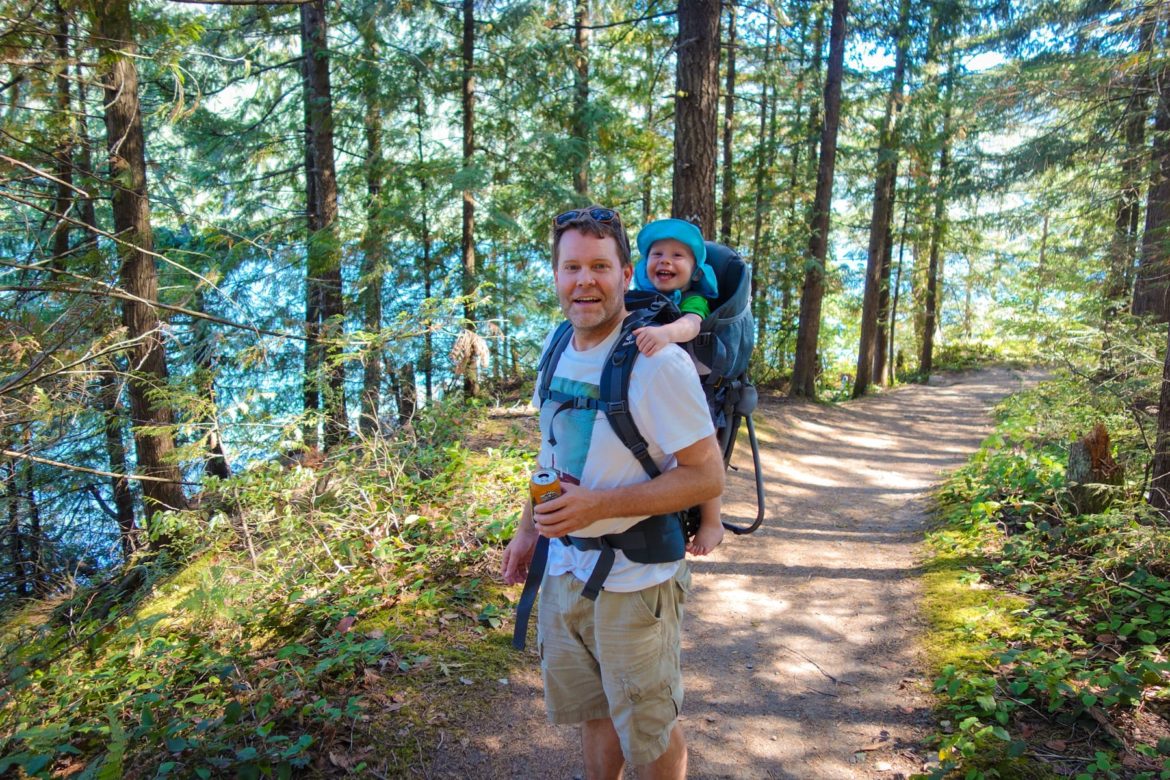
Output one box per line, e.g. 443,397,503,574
1,448,199,485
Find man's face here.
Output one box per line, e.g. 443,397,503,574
554,228,631,349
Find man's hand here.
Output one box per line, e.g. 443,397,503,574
501,507,538,585
532,483,601,538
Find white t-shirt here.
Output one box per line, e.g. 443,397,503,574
533,320,715,592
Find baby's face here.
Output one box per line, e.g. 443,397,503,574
645,238,696,294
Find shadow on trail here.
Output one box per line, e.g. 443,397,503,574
428,367,1034,780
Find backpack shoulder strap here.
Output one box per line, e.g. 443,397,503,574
600,313,662,480
537,320,574,405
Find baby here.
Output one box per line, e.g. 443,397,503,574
632,218,724,556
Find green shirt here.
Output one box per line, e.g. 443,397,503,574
679,293,711,319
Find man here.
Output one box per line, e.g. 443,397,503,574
502,205,724,779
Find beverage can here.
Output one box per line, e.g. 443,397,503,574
530,469,562,506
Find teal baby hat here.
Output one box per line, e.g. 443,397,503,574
633,218,719,302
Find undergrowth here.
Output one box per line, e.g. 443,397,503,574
0,401,534,778
924,371,1170,780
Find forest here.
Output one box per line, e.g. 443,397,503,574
1,0,1169,776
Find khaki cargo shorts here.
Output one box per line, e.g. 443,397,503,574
537,564,691,766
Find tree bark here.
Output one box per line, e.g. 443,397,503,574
462,0,480,398
301,0,348,448
414,69,435,405
750,14,774,351
1033,212,1049,314
1132,45,1170,321
719,0,737,244
920,44,956,376
22,460,45,594
359,12,385,436
572,0,590,198
99,369,139,559
50,0,73,278
873,169,897,385
398,361,417,426
1108,13,1157,304
301,10,322,449
888,205,910,382
1150,320,1170,517
91,0,186,528
193,292,231,480
5,459,27,597
672,0,721,236
853,0,911,397
790,0,849,398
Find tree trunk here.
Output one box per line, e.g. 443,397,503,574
672,0,721,236
398,362,417,426
75,66,99,261
719,0,737,244
853,0,911,397
750,14,774,351
790,0,849,399
1150,321,1170,517
1032,212,1049,314
572,0,590,198
99,369,139,560
5,458,27,597
462,0,480,398
874,170,897,385
22,461,45,595
92,0,186,528
359,13,385,436
888,205,910,382
301,15,322,449
414,71,435,406
920,44,956,376
301,0,348,449
1132,46,1170,321
1108,13,1157,304
50,0,73,278
192,292,231,481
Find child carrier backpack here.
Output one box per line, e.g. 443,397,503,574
511,244,766,650
688,242,765,536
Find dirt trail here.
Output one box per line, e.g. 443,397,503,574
430,367,1036,779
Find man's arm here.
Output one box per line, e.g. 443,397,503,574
501,501,538,584
532,433,723,538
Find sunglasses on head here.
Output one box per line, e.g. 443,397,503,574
553,207,620,227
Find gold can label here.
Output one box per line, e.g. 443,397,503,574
530,469,562,505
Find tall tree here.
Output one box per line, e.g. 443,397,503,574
1150,317,1170,517
749,13,774,350
301,0,348,448
49,0,73,278
853,0,912,397
672,0,721,236
1132,33,1170,321
98,369,138,559
719,0,737,244
461,0,480,398
89,0,186,527
919,43,957,375
790,0,849,399
359,7,386,435
1107,12,1157,305
572,0,590,198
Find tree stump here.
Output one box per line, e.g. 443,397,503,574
1067,423,1124,514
